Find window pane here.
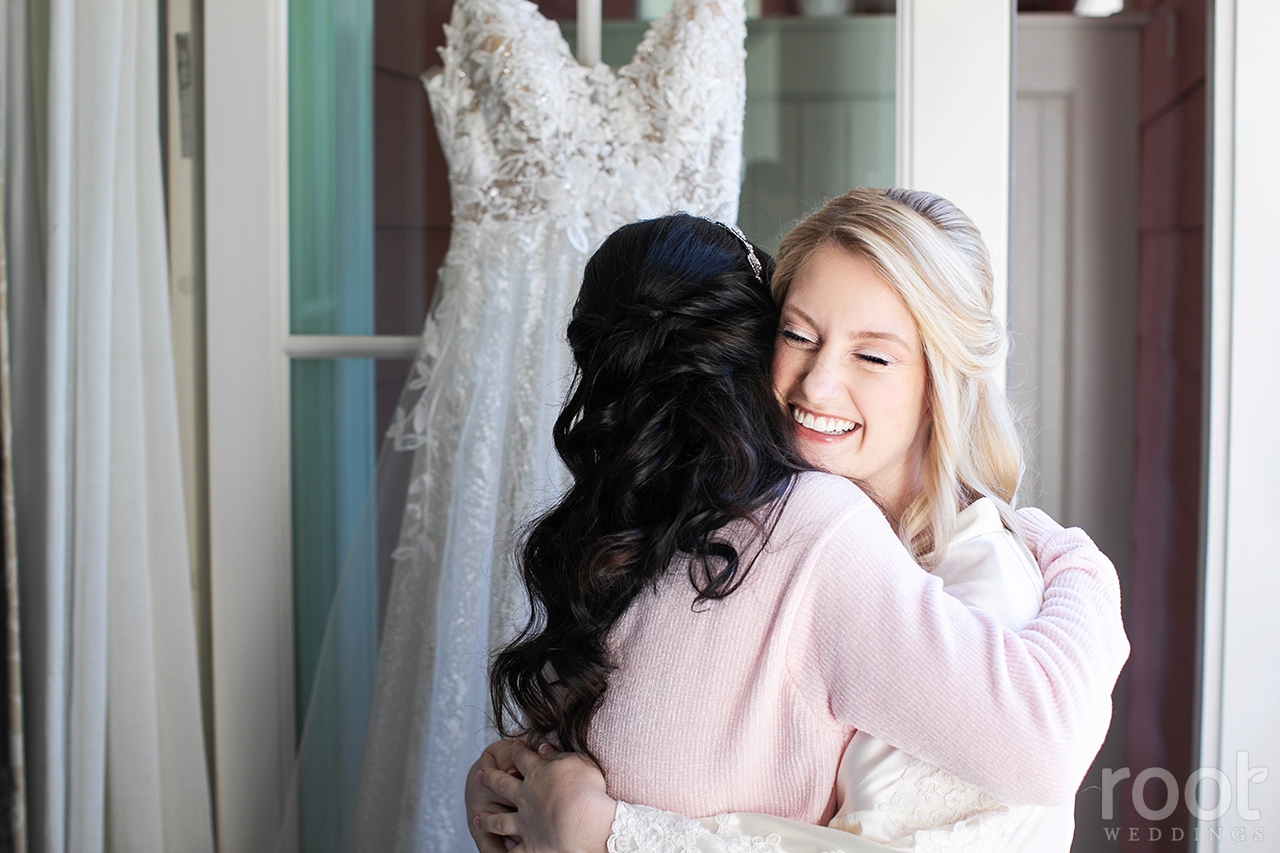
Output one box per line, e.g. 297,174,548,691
290,0,375,336
739,14,896,251
288,355,411,849
290,356,411,722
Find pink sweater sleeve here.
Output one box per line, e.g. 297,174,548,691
784,490,1129,807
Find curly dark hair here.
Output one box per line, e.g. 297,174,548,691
489,214,806,756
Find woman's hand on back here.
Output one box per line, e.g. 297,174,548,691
477,741,616,853
467,740,520,853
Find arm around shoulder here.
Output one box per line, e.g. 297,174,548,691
783,494,1129,806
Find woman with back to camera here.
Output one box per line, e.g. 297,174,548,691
467,200,1127,853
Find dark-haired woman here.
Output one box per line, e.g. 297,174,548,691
466,212,1125,853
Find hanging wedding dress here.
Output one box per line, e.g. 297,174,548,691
354,0,749,848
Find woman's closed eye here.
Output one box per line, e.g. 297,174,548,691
779,328,816,346
856,352,891,367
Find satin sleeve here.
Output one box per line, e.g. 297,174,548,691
783,496,1128,807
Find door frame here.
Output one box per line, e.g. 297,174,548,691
1198,1,1280,847
205,1,294,849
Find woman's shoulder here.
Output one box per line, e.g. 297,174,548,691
761,471,884,548
787,470,873,507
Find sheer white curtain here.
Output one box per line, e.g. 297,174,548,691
6,0,215,850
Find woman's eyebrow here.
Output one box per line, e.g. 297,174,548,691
778,304,818,326
852,330,912,349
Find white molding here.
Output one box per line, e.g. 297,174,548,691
1201,1,1280,849
894,0,914,192
1015,10,1151,29
283,334,421,360
1198,1,1280,845
1198,1,1232,849
896,0,1012,334
204,0,295,850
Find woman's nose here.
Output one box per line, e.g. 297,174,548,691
796,354,843,403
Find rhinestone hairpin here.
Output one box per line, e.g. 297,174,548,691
706,218,762,284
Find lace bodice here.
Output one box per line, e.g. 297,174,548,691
423,0,746,249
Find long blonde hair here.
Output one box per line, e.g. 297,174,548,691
774,188,1024,566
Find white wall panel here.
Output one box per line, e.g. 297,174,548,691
1203,1,1280,847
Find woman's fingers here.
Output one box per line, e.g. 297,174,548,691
508,739,547,776
474,829,511,853
478,810,521,838
485,738,520,774
480,767,523,803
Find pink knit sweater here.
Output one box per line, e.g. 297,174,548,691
587,472,1128,824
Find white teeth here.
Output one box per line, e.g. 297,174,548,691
791,406,857,435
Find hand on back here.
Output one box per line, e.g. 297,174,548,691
472,740,616,853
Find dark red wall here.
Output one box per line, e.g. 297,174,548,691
1125,0,1207,847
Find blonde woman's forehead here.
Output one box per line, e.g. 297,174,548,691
784,246,922,349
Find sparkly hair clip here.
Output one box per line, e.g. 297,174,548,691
706,218,763,284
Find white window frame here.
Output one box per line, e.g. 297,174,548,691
1198,1,1280,848
203,1,1013,847
205,2,293,850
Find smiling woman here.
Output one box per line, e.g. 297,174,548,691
773,245,931,522
771,187,1024,567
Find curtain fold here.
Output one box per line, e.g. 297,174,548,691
4,0,216,850
5,0,49,849
1,60,32,849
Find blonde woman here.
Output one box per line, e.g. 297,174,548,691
470,191,1124,853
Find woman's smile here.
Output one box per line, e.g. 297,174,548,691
788,404,860,438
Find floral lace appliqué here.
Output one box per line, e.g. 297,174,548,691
872,758,1024,852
